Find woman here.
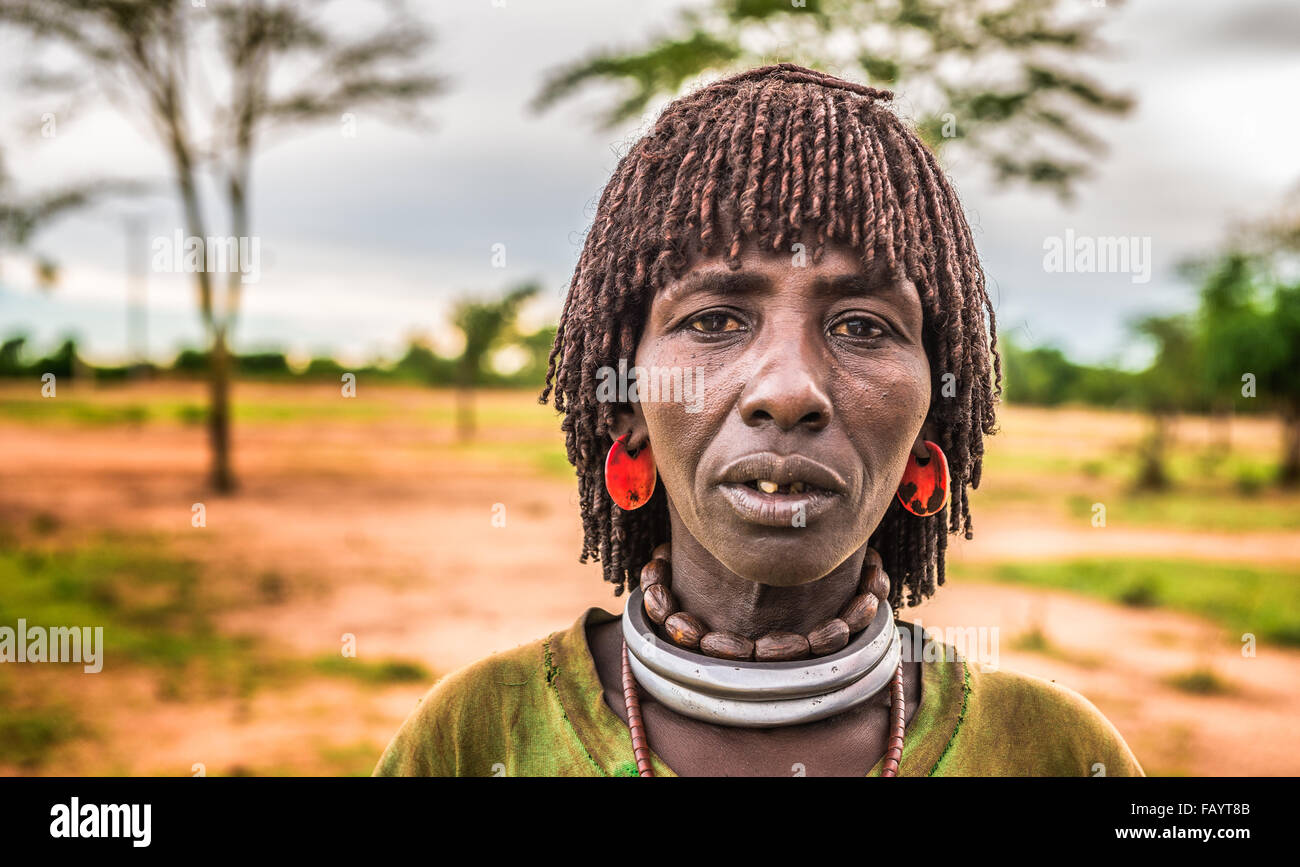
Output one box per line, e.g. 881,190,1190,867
374,63,1143,777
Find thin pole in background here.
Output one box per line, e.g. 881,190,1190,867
124,214,148,376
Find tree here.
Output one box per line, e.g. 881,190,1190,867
1129,314,1206,491
450,283,539,440
1190,253,1256,463
1193,253,1300,486
998,333,1081,406
0,0,443,491
0,147,131,291
1268,282,1300,485
533,0,1133,199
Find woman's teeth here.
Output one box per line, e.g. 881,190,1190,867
751,480,807,494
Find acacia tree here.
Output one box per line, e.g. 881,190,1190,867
450,283,539,441
0,147,131,289
534,0,1132,199
0,0,443,491
1129,313,1206,491
1196,252,1300,487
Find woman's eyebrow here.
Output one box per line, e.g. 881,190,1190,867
812,272,900,298
661,270,769,304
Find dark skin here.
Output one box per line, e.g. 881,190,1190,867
587,238,934,776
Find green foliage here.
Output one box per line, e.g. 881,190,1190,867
1008,625,1103,668
236,352,291,377
1192,252,1300,483
0,335,28,376
310,656,433,685
0,537,224,671
390,340,459,385
0,320,558,390
0,676,84,769
451,283,540,387
303,356,346,377
533,0,1133,198
998,332,1141,407
954,558,1300,647
1130,313,1210,415
1194,253,1300,411
1164,667,1233,696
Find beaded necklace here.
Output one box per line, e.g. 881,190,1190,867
620,544,905,777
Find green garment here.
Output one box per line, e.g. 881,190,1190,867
373,607,1145,777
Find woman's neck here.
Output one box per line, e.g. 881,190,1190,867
659,514,867,638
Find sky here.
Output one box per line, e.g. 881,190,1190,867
1,0,1298,370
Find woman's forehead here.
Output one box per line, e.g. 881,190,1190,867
660,235,911,300
676,197,907,278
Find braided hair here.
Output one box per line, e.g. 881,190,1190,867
539,64,1001,609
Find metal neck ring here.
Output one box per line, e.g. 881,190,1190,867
623,585,896,700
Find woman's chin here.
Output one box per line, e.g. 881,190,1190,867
677,490,875,585
705,535,857,588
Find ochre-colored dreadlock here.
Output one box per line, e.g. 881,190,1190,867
539,63,1002,609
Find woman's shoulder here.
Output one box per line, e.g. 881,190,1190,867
370,632,553,776
941,662,1145,777
371,608,618,777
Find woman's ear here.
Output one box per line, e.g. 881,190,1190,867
608,400,650,454
910,421,937,460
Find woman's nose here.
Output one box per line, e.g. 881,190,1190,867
736,340,833,432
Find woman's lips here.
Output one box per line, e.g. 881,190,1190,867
717,481,840,527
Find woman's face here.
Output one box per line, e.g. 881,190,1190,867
626,240,931,587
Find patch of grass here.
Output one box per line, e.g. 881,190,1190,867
257,571,289,604
0,398,154,426
1118,578,1161,608
978,432,1300,532
0,705,82,768
444,439,571,478
0,534,277,703
952,558,1300,648
1164,667,1233,696
310,655,433,685
1113,490,1300,532
0,676,84,768
1055,484,1300,532
0,538,227,670
175,403,206,425
1011,625,1052,654
30,512,61,536
1009,625,1104,669
1080,460,1107,479
0,530,435,692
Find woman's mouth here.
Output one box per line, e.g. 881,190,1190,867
718,479,840,527
743,479,824,495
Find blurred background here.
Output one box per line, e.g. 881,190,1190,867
1,0,1298,776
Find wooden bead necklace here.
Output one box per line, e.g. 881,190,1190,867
639,542,891,661
621,543,906,777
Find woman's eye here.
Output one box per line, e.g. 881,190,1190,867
688,312,743,334
832,317,885,339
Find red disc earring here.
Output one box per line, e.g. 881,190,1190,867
897,440,950,517
605,433,656,510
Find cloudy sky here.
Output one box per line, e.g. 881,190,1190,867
1,0,1298,368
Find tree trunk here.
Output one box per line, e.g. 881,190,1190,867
455,358,477,441
1137,411,1172,491
456,386,476,441
208,329,236,492
1211,401,1232,460
1281,404,1300,489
